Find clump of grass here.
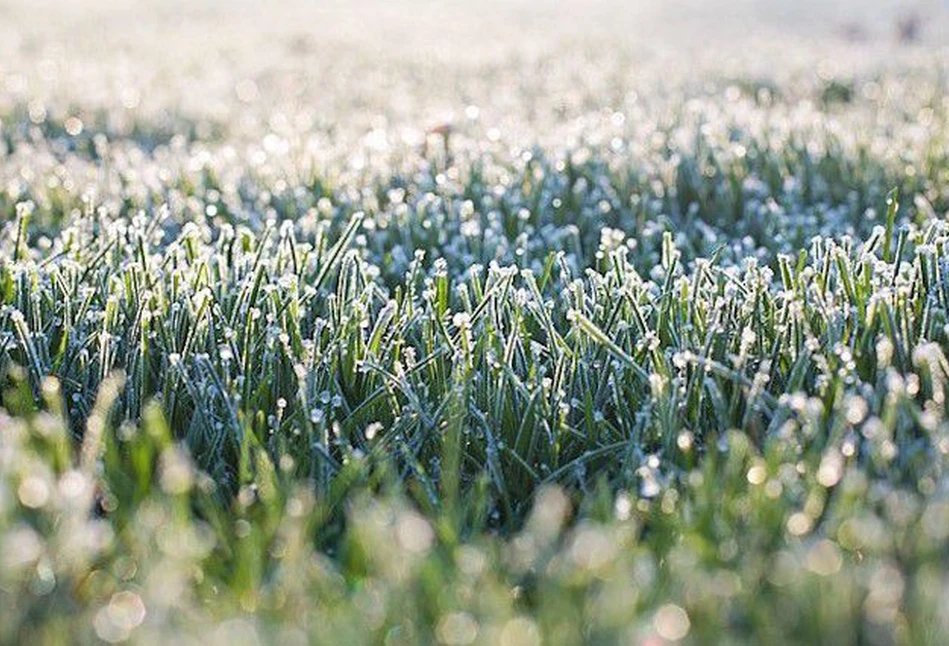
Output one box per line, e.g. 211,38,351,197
4,178,947,524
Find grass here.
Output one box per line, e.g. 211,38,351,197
3,4,949,642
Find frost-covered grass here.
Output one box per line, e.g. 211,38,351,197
4,1,949,643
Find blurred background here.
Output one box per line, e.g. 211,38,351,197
0,1,946,158
3,1,946,55
2,1,946,96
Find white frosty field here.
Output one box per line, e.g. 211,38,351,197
3,1,949,643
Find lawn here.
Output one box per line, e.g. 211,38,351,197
2,1,949,643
